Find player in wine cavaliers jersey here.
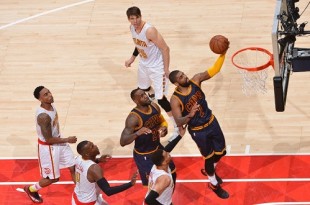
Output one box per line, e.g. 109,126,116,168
120,88,182,187
169,51,230,199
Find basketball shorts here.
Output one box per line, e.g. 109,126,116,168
38,142,75,179
188,117,226,159
72,193,108,205
137,64,169,100
133,149,176,186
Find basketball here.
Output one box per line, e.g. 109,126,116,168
209,35,229,54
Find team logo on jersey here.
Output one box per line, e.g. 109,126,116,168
44,168,51,174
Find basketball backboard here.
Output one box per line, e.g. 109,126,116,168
272,0,310,112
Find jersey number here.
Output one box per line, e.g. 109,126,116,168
137,48,148,59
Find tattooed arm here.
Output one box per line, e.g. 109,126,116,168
37,113,77,144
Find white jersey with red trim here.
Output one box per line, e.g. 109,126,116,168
35,104,60,142
130,22,163,68
145,165,174,205
74,156,101,203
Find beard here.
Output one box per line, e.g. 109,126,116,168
180,81,190,87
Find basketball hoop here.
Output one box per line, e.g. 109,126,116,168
231,47,274,95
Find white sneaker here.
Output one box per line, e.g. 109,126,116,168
147,93,155,101
168,127,179,142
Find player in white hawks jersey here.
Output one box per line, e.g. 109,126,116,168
24,86,77,203
144,125,187,205
144,150,174,205
125,6,179,142
72,140,137,205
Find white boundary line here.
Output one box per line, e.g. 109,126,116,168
1,152,310,159
0,0,94,30
2,178,310,186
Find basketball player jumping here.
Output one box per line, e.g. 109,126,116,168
168,50,230,199
24,86,77,203
125,6,179,141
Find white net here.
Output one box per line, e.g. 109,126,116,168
232,48,272,96
238,69,268,95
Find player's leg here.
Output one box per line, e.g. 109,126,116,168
210,116,227,180
133,152,154,186
150,70,179,141
25,144,60,203
59,143,76,182
189,128,229,199
137,64,152,96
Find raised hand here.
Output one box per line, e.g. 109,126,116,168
97,154,112,163
67,136,77,143
130,170,138,185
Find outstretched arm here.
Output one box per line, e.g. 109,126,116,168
191,53,227,85
89,164,137,196
164,125,187,153
147,27,170,77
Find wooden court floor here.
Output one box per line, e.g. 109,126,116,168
0,0,310,158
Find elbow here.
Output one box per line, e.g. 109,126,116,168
120,140,126,147
144,198,151,204
105,191,113,196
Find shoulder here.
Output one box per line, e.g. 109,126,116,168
157,174,171,186
37,112,51,122
151,103,161,113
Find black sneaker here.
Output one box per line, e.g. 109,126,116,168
200,169,223,184
208,183,229,199
24,185,43,203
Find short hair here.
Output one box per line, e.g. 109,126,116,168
169,70,180,84
130,88,140,101
126,6,141,18
77,140,89,155
151,149,165,166
33,86,45,99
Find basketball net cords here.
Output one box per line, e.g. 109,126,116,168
235,50,269,95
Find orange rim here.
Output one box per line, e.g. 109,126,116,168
231,47,274,72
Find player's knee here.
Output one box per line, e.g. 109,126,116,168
51,178,59,183
213,151,226,163
157,96,171,112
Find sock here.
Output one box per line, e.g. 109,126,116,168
29,183,42,192
208,174,218,186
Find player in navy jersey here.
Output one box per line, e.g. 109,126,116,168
120,88,183,187
168,50,230,199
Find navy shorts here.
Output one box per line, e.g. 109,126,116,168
188,116,226,159
133,149,176,186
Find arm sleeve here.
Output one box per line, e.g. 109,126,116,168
96,178,132,196
159,114,168,127
144,190,163,205
164,135,182,152
133,47,139,57
206,54,226,77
